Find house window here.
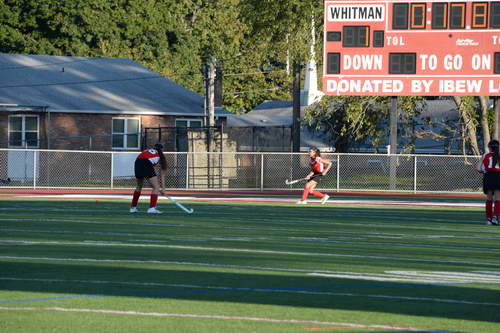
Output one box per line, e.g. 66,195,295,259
8,115,39,148
176,119,203,128
432,3,448,29
112,118,140,149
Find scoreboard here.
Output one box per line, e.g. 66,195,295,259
323,0,500,96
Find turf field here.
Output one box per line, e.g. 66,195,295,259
0,194,499,333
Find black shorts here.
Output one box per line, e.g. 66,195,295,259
483,172,500,194
308,174,323,183
135,158,156,179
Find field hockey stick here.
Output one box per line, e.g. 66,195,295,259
163,194,194,214
0,178,11,185
285,178,307,185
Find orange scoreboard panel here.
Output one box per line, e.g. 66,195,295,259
323,0,500,96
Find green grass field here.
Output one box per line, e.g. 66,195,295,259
0,195,499,333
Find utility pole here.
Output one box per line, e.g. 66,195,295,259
292,63,302,152
204,56,216,128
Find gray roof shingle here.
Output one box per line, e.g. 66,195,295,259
0,53,230,116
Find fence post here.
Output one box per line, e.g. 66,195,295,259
336,154,340,192
33,151,37,189
185,153,189,189
413,155,417,194
260,153,264,191
110,152,114,189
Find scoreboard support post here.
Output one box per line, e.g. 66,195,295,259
389,96,398,190
495,97,500,140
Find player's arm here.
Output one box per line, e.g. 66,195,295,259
321,158,333,176
159,167,166,194
476,154,486,173
305,171,314,180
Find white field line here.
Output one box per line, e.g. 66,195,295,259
0,306,443,332
3,268,500,287
473,271,500,276
3,238,500,265
308,270,500,284
2,241,500,267
16,193,483,208
1,217,499,242
3,228,499,252
2,276,500,308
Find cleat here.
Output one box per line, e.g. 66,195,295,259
147,207,162,214
321,194,330,205
296,200,307,205
492,217,499,225
486,219,493,225
129,207,139,213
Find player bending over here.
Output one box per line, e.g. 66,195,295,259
476,140,500,225
297,147,332,205
130,143,166,214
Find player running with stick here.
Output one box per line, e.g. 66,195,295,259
296,147,333,205
130,143,166,214
477,139,500,225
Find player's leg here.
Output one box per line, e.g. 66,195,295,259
309,178,330,204
130,178,144,213
492,190,500,225
146,176,162,214
297,180,316,204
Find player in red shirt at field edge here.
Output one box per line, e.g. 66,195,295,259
130,143,167,214
297,147,333,205
476,140,500,225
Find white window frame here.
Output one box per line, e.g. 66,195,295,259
8,115,40,148
112,117,141,150
175,118,204,127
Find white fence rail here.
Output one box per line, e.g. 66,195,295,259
0,149,483,193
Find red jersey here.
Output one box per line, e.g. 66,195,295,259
482,152,500,172
310,157,325,174
137,149,160,166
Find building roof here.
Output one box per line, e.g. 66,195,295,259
0,53,230,116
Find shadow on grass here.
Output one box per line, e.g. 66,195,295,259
0,261,499,325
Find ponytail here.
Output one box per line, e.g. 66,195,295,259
154,143,167,170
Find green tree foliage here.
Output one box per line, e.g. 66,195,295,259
0,0,323,112
304,96,425,153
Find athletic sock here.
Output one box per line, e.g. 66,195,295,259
494,201,500,217
486,200,493,219
150,194,159,208
131,190,141,207
301,188,309,201
311,191,325,198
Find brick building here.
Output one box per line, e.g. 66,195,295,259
0,53,229,151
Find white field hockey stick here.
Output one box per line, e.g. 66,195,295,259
285,178,307,185
163,194,194,214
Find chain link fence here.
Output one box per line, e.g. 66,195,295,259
0,149,483,193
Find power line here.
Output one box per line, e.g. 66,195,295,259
0,57,99,71
223,69,288,77
0,75,165,89
224,87,287,95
